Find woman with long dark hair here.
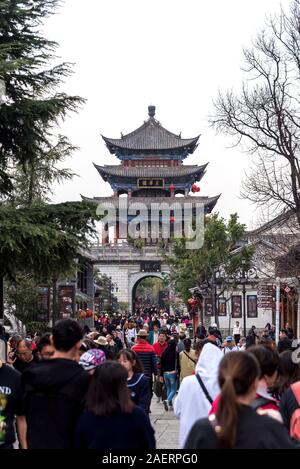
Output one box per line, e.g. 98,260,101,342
75,361,155,449
160,339,179,411
117,349,151,414
184,352,296,449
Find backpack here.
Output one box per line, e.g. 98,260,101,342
290,382,300,441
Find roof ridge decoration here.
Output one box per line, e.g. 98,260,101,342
101,105,200,154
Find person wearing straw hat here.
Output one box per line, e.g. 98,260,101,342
132,329,157,403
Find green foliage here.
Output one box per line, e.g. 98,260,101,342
136,277,163,304
0,201,99,279
0,0,85,199
164,213,255,303
26,322,50,335
117,302,129,311
5,273,43,323
103,304,112,313
133,239,145,249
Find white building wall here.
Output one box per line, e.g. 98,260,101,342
215,288,273,335
95,263,170,311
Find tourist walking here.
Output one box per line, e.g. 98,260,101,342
79,349,106,375
74,361,155,449
222,336,239,354
21,319,90,449
184,352,296,449
233,321,242,345
13,339,39,373
160,339,179,411
179,339,197,382
246,326,259,349
132,329,157,398
118,349,151,414
0,358,26,449
278,329,292,353
174,342,222,448
153,332,168,403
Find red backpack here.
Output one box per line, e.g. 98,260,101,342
290,382,300,441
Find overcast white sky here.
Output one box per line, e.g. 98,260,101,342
46,0,284,229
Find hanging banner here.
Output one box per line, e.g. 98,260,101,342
218,298,227,316
58,285,75,320
37,286,50,322
247,295,258,318
204,298,213,316
231,295,242,318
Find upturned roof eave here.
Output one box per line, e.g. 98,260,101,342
101,134,200,154
93,162,208,179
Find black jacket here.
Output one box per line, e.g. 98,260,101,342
22,358,90,449
196,325,207,338
127,372,151,413
278,337,292,354
184,404,297,449
280,386,299,431
246,331,257,348
75,406,155,449
160,344,179,376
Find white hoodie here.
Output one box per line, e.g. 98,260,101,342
174,343,223,448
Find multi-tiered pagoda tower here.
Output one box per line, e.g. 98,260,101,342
84,106,220,245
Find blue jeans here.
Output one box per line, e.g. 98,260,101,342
163,372,177,405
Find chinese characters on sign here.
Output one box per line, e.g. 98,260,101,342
58,285,75,319
218,298,227,316
204,298,213,316
141,261,161,272
247,295,258,318
138,178,164,189
231,295,242,318
37,286,50,322
257,284,275,309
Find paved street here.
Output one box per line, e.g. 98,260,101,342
150,398,180,449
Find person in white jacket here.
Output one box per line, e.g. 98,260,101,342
174,342,223,448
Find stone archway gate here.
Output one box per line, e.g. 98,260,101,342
89,244,171,313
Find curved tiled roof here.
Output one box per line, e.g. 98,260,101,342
94,163,208,179
82,195,221,213
102,111,200,154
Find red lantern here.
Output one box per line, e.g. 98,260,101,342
191,184,200,193
86,309,94,318
188,298,196,305
170,216,175,223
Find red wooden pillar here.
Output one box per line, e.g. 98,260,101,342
114,221,120,244
102,222,109,245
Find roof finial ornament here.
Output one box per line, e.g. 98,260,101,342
148,105,156,118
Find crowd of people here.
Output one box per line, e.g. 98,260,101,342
0,309,300,450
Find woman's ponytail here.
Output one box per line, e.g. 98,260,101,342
216,352,260,448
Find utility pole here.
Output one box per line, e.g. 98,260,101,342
242,279,247,338
211,272,219,327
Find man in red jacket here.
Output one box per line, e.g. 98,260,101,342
132,330,157,378
153,332,168,403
